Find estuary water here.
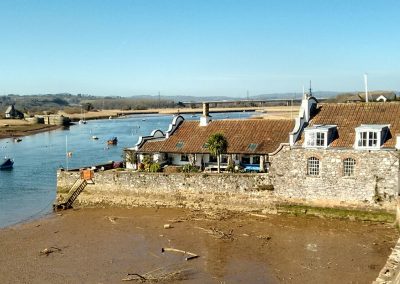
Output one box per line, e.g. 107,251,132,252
0,112,252,228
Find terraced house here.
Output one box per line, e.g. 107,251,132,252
126,95,400,210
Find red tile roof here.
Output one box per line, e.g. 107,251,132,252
138,119,294,154
298,102,400,148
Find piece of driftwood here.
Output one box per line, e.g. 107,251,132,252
248,213,271,218
122,266,193,282
161,247,199,261
122,273,146,281
39,246,62,256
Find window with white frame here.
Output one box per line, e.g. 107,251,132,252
358,131,377,147
305,131,327,147
343,158,356,177
316,132,325,146
355,125,388,149
304,125,336,148
307,157,320,176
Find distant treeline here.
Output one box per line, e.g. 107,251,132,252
0,93,176,116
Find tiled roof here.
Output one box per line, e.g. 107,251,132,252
298,102,400,148
139,119,294,154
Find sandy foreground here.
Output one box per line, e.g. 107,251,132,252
0,207,397,284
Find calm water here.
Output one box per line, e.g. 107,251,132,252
0,112,252,228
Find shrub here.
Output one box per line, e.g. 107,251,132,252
149,163,161,172
182,164,199,173
226,164,235,173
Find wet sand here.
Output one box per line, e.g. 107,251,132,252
0,208,397,283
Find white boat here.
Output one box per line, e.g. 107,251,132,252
79,120,87,124
92,136,99,140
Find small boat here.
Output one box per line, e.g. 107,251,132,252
0,157,14,170
78,120,87,124
109,116,112,120
92,136,99,140
14,138,22,142
107,137,118,145
141,118,146,121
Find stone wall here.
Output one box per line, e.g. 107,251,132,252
57,170,277,212
269,146,399,210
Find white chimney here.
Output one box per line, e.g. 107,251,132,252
200,102,211,126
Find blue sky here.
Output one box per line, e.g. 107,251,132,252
0,0,399,97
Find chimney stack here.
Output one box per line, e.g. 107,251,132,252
200,102,211,126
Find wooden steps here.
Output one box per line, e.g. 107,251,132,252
54,178,88,210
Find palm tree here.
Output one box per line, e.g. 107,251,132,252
206,133,228,173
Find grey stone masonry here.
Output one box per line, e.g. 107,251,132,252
269,146,399,211
57,170,277,212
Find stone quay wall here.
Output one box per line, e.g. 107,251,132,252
57,170,277,212
374,236,400,284
269,146,399,211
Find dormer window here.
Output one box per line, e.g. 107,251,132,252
304,125,337,148
355,124,389,150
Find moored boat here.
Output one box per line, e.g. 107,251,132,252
0,157,14,170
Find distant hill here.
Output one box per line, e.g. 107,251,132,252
0,91,397,116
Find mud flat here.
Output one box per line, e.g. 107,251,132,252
0,207,397,283
0,119,61,139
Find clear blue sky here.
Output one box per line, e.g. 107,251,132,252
0,0,399,97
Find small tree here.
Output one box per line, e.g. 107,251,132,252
206,133,228,173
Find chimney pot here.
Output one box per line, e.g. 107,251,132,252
203,102,209,117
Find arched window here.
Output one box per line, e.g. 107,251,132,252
343,158,356,177
307,157,320,176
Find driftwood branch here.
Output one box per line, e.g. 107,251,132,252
122,273,147,282
161,247,199,261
